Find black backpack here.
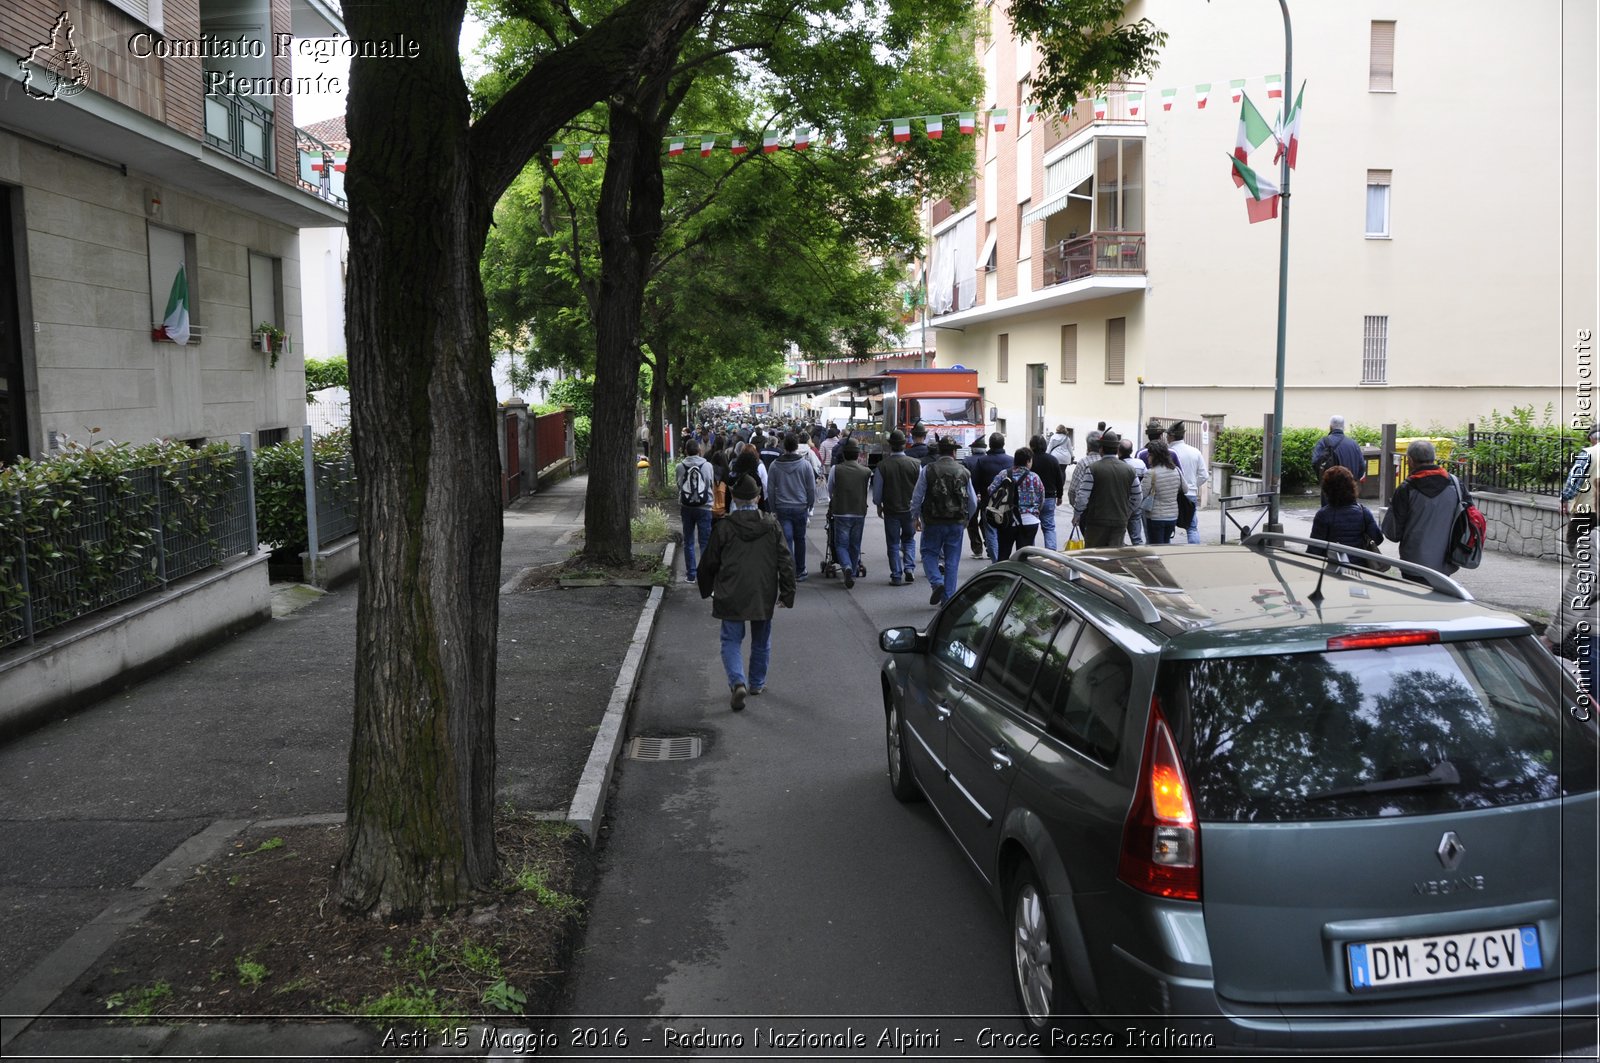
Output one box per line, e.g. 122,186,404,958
985,474,1020,528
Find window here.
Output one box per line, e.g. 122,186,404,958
257,427,288,448
981,583,1067,706
1365,170,1391,237
249,252,282,332
997,333,1009,383
1060,324,1078,383
107,0,163,30
1369,21,1395,91
147,224,199,343
1032,620,1129,763
931,578,1013,676
1362,316,1388,384
1105,317,1126,384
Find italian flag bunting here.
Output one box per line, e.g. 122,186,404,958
731,138,747,155
958,112,976,134
577,143,595,164
892,117,911,142
1161,88,1176,111
550,145,564,165
1093,97,1107,119
1024,103,1040,122
1275,82,1304,168
700,135,715,157
794,126,810,150
159,264,190,345
668,137,685,156
1195,83,1211,109
1127,92,1143,116
990,108,1008,131
1232,92,1275,187
762,131,780,153
1230,79,1246,103
1265,73,1283,99
923,114,943,139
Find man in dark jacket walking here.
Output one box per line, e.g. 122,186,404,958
1383,439,1470,578
970,433,1012,560
1312,415,1366,495
766,433,816,582
873,430,923,585
698,475,796,710
828,441,873,589
1072,431,1142,547
961,435,989,557
904,423,931,465
1029,433,1065,550
912,436,979,606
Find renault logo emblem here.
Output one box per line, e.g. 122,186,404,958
1437,832,1466,870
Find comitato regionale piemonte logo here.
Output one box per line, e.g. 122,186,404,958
20,11,89,101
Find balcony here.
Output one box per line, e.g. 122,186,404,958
204,92,274,172
296,126,348,208
1043,231,1146,285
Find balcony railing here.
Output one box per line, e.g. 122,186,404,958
204,92,274,172
1042,231,1147,285
296,125,348,208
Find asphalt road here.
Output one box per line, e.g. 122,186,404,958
558,510,1029,1055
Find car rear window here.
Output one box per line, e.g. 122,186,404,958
1163,637,1599,823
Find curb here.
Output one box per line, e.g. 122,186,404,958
566,541,674,842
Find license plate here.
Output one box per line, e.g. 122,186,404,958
1347,925,1542,991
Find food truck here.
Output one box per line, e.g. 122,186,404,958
773,366,987,461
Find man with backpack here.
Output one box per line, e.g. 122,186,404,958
1311,415,1366,486
698,475,796,710
1029,434,1065,550
1072,431,1142,548
828,441,873,589
986,447,1046,560
766,433,817,583
1383,439,1475,578
961,435,990,558
676,440,717,583
872,430,923,585
970,432,1012,562
912,436,979,606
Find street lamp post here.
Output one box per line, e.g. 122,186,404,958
1266,0,1294,532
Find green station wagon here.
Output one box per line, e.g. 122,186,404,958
878,535,1599,1053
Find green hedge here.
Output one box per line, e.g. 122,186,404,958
253,428,353,553
1212,423,1414,494
1,439,242,645
304,356,349,395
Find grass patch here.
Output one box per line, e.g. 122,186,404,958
512,864,584,915
242,837,284,856
346,987,467,1036
104,981,171,1022
630,505,673,543
235,954,269,989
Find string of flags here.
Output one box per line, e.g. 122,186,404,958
546,71,1292,164
1228,82,1305,223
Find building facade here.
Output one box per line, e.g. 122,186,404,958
0,0,348,463
927,0,1598,460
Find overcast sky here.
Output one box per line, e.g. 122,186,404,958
292,14,489,126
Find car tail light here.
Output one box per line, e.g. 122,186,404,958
1118,698,1201,901
1326,630,1439,651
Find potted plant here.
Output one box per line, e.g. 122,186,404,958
254,322,288,368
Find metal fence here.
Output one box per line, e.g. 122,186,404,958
2,448,255,651
313,454,358,543
1454,429,1584,497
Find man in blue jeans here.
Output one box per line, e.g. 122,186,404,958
765,433,816,582
697,475,796,710
911,436,979,606
828,441,872,590
872,430,922,585
675,439,716,582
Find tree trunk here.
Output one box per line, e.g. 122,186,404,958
582,90,672,565
647,341,669,495
338,1,500,919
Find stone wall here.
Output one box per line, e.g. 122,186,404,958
1475,491,1565,562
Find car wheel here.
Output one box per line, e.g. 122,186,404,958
1010,863,1071,1039
885,700,922,803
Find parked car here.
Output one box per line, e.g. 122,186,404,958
878,535,1599,1053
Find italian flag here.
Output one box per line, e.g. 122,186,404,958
1161,88,1176,111
1230,79,1246,103
892,117,911,142
1024,103,1040,122
1092,97,1107,119
990,108,1007,131
1265,73,1283,99
1127,92,1143,116
958,112,976,134
550,145,564,165
158,264,190,345
794,126,810,150
731,138,747,155
1232,92,1275,187
1229,153,1281,222
923,114,943,139
700,135,715,157
1275,82,1304,169
762,131,780,153
577,143,595,164
1195,83,1210,109
668,137,685,156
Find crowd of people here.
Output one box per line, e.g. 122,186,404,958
676,411,1598,710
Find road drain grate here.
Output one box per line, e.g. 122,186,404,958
625,736,702,761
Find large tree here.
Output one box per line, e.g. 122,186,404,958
337,0,708,919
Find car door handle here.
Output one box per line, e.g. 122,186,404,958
934,704,952,721
990,747,1012,770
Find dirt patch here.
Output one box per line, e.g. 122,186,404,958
505,551,668,592
39,817,592,1047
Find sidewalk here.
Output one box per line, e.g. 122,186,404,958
0,474,659,1059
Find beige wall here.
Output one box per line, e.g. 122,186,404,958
1,133,306,451
942,0,1594,438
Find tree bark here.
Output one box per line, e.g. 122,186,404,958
647,341,669,495
338,0,708,920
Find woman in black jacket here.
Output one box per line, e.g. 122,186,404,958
1309,466,1383,566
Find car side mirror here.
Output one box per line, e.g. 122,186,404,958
879,626,920,653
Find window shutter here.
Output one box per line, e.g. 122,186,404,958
1060,324,1077,383
1362,315,1388,384
1104,318,1125,384
997,333,1010,383
1365,170,1392,236
1370,22,1395,91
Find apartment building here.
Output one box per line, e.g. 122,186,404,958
926,0,1598,457
0,0,348,464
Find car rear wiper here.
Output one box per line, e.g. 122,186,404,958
1305,759,1461,801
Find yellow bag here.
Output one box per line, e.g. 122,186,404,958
1066,525,1085,551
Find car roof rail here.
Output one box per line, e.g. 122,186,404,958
1015,547,1163,624
1241,532,1475,602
